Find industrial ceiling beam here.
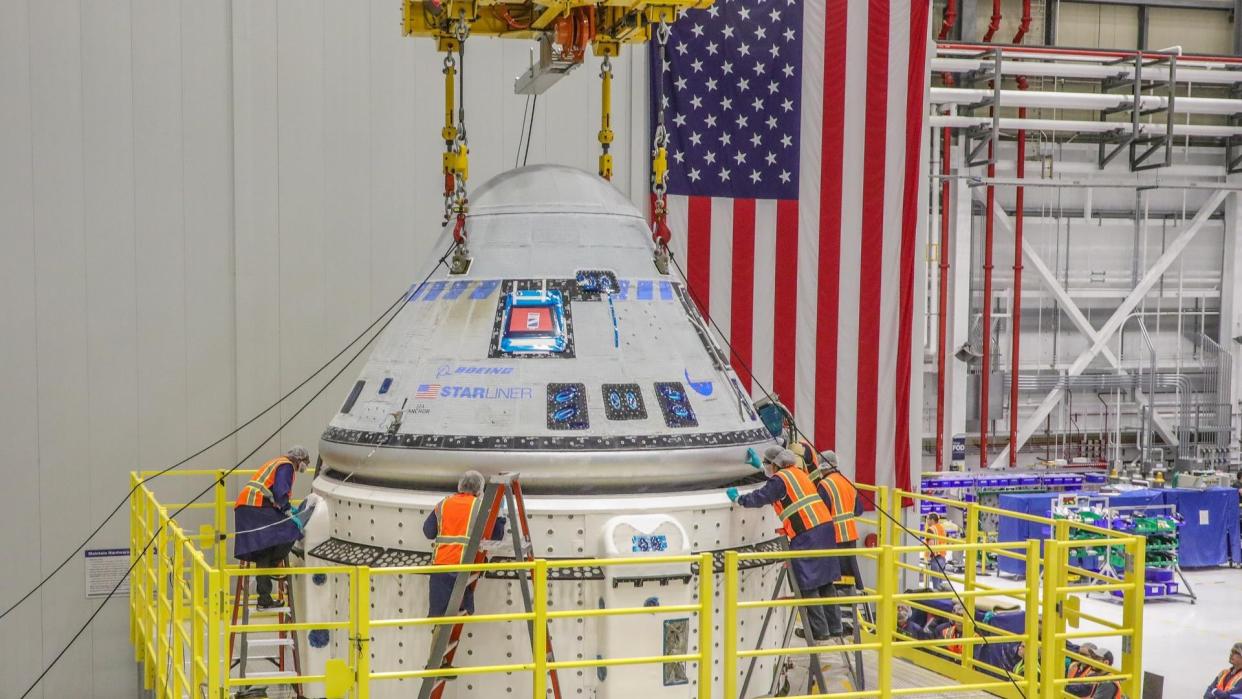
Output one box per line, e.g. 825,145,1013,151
1060,0,1231,9
985,189,1229,468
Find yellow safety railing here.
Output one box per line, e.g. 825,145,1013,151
129,471,1145,699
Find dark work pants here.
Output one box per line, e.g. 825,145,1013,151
251,540,295,602
837,540,863,589
802,583,842,638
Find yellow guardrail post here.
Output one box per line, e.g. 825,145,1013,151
1120,537,1145,698
170,530,185,698
357,566,372,699
533,559,549,698
878,486,893,547
129,473,139,653
214,469,228,567
154,510,168,692
962,501,979,678
723,551,738,699
348,567,359,690
696,552,713,698
191,552,204,695
877,545,895,697
1039,539,1061,699
1023,539,1040,695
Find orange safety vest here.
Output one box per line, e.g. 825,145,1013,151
772,468,832,539
816,470,859,544
235,457,295,509
941,625,962,656
923,521,948,558
1216,668,1242,692
433,493,484,566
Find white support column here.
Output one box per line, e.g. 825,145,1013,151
1220,189,1242,454
990,189,1229,468
945,151,973,460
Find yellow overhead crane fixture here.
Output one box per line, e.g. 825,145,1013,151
404,0,710,273
402,1,713,51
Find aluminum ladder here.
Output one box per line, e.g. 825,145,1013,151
227,559,303,698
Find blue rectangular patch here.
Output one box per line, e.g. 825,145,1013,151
636,280,653,300
422,281,447,301
659,281,674,301
407,282,429,302
470,279,500,300
442,280,471,300
615,279,630,300
631,534,668,553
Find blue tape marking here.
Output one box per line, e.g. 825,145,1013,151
608,294,619,348
659,281,674,300
407,282,428,302
422,280,447,301
636,280,653,300
442,280,471,300
470,279,500,299
379,378,393,394
615,279,630,300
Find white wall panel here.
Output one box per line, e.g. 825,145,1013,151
0,0,44,693
0,2,644,696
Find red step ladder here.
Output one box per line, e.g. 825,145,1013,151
418,472,563,699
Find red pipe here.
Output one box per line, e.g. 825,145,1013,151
1008,0,1031,469
981,0,1002,43
937,0,957,41
981,144,995,470
935,126,952,472
938,42,1242,65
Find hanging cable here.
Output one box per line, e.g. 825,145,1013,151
598,54,614,180
650,20,673,273
0,271,436,622
523,95,538,167
16,243,457,699
664,250,1030,699
515,95,532,169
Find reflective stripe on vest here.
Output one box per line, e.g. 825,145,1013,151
1217,668,1242,691
235,457,294,509
433,494,483,566
772,468,832,539
818,471,859,543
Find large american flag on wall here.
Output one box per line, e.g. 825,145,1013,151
652,0,930,490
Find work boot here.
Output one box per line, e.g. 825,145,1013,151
235,687,267,698
255,596,280,610
794,627,833,643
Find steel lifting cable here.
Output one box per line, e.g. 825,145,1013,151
15,243,460,699
664,249,1031,699
650,20,673,271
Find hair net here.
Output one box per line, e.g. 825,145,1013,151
762,446,784,463
775,449,798,468
1233,641,1242,657
820,450,839,468
286,445,310,464
457,470,485,495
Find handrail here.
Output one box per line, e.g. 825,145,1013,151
129,471,1145,699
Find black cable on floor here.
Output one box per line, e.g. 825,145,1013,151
666,250,1029,699
16,244,455,698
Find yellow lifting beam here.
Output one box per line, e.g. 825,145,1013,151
403,1,712,48
598,56,614,180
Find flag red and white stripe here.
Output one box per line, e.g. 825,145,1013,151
659,1,930,491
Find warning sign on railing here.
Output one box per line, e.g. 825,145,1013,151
85,548,130,598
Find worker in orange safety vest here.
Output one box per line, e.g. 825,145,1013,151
1204,642,1242,698
730,448,845,640
233,446,312,608
422,470,506,618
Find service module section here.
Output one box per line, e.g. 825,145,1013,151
84,548,130,598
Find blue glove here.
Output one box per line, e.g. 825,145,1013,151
291,511,305,533
726,487,740,503
745,447,762,470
